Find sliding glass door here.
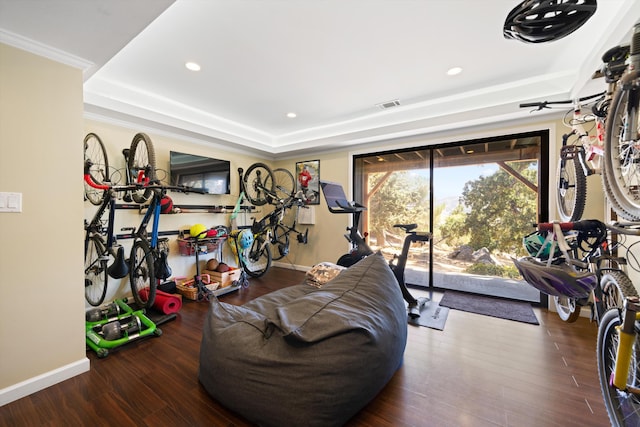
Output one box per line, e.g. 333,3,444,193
353,131,548,302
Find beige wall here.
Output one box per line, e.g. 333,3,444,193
272,150,353,268
0,44,87,396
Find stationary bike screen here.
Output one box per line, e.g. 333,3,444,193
320,180,351,211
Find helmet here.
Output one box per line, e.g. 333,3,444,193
213,225,229,238
237,229,254,250
503,0,597,44
160,196,173,214
512,256,596,298
228,229,254,255
522,232,561,259
190,223,208,239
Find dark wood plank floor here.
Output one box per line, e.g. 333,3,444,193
2,267,610,426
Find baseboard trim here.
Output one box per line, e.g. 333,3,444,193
272,261,311,272
0,357,90,406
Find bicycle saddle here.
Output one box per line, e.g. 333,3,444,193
393,223,417,233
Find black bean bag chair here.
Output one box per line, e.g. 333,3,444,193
198,252,407,427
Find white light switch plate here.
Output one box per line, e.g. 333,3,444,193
0,192,22,212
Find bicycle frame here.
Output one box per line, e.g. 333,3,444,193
388,224,431,316
257,198,307,238
521,44,628,222
85,189,118,263
612,298,640,392
84,166,142,306
124,190,163,249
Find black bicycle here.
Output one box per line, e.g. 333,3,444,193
234,164,309,277
244,192,310,277
84,162,144,306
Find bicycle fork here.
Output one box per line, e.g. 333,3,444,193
613,297,640,393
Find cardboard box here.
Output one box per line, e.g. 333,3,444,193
202,268,242,288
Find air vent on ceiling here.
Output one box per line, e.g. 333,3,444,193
377,99,401,109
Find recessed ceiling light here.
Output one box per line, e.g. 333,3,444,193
287,112,297,118
185,62,201,71
447,67,462,76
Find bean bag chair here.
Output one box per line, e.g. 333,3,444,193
198,252,407,427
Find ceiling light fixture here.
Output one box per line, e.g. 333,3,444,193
287,112,297,118
447,67,462,76
185,62,201,71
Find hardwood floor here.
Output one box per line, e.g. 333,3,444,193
2,267,610,426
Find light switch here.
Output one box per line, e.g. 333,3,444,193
0,192,22,213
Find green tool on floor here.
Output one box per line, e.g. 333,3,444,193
85,298,161,358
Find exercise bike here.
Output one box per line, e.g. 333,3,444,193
320,180,430,318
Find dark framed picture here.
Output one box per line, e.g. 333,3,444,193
295,160,320,205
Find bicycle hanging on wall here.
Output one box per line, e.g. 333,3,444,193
519,42,628,222
84,131,204,308
233,164,310,278
600,21,640,221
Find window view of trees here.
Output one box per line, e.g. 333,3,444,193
367,171,430,246
441,161,538,256
362,160,538,282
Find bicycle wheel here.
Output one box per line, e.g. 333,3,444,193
597,308,640,426
601,270,639,312
85,234,108,306
556,155,586,222
128,133,157,203
266,168,295,201
553,296,581,323
602,71,640,221
243,163,275,206
271,223,290,261
129,238,156,309
84,133,109,205
242,235,272,277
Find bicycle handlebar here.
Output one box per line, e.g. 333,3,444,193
84,173,140,192
84,172,206,195
537,219,640,236
520,91,606,111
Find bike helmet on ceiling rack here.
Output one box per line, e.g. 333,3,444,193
503,0,598,44
512,256,597,298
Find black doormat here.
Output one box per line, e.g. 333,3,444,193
439,290,539,325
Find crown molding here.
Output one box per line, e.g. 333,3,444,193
0,28,94,75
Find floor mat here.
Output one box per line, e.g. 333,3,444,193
408,300,449,330
439,290,539,325
126,303,178,326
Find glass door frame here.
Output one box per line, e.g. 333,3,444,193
352,130,550,304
